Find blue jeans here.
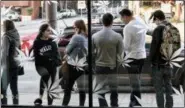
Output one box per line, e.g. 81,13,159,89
152,65,173,108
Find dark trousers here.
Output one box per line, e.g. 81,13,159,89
62,65,86,106
127,59,144,106
1,68,19,105
152,65,173,108
95,66,118,107
36,65,57,105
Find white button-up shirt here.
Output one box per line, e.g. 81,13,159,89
123,18,147,59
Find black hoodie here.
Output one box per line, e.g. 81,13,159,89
33,38,61,67
149,20,170,66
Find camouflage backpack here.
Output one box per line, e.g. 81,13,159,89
160,23,181,59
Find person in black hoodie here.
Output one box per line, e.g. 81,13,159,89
1,20,21,105
149,10,177,108
33,24,61,105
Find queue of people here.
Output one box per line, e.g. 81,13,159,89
1,9,181,108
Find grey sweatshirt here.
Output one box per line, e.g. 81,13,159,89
92,27,124,68
66,34,88,64
1,29,21,73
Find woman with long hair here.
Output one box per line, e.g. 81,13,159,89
1,20,21,105
62,19,88,106
33,24,61,105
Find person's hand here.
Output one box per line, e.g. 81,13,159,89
62,54,67,61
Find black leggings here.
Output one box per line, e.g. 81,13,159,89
36,65,57,105
1,68,19,105
62,65,86,106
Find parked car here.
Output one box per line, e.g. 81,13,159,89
96,6,119,19
20,32,37,54
57,9,71,19
6,11,21,21
20,28,71,55
92,15,101,24
70,9,77,17
77,8,87,14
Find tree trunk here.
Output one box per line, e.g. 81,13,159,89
46,1,57,30
134,1,140,16
174,1,182,21
58,0,65,10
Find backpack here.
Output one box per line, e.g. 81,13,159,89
160,23,181,58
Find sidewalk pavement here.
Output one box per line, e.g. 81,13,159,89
5,93,184,107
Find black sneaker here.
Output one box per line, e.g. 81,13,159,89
129,101,142,107
34,98,42,105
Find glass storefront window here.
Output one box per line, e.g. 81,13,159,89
0,0,184,107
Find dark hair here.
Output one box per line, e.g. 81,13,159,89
3,20,16,32
119,9,133,17
149,10,165,21
36,24,50,39
102,13,113,26
74,19,87,36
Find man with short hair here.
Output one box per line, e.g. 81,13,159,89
92,13,123,107
149,10,180,108
119,9,147,107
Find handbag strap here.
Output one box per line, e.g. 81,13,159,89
116,42,118,73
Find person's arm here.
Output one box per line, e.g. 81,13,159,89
146,28,154,36
149,29,157,64
65,35,79,55
1,36,10,65
51,42,61,66
92,36,96,57
117,34,124,65
33,40,40,61
149,27,163,64
117,34,124,57
92,35,96,70
123,26,132,53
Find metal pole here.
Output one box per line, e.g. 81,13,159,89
81,8,82,17
46,1,57,30
42,1,45,19
87,0,92,107
65,0,67,9
0,6,2,75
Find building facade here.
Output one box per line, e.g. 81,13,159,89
1,1,41,20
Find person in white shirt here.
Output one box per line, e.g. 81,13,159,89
119,9,147,107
